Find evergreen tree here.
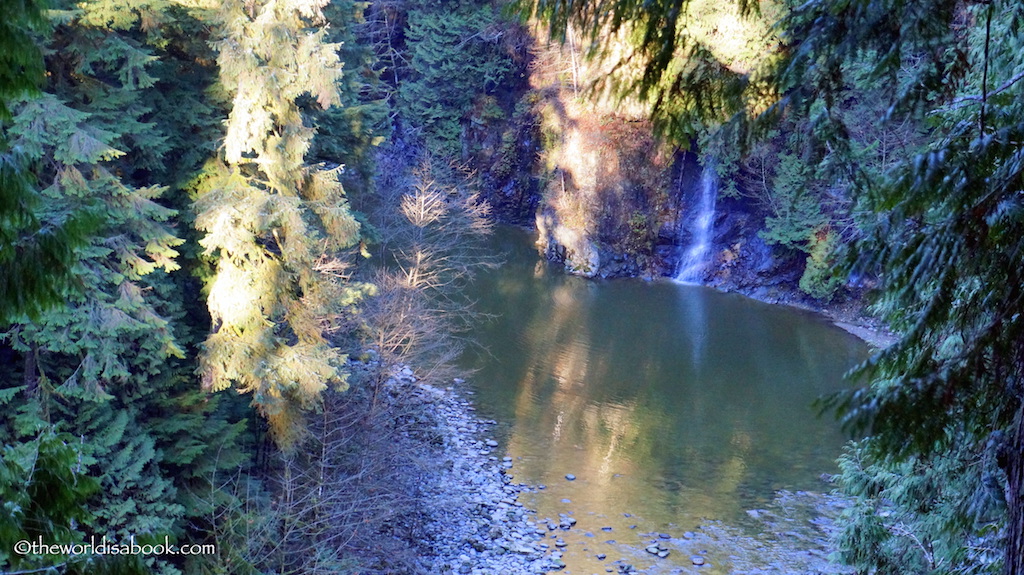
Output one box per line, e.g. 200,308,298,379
196,0,371,449
0,417,101,573
2,3,258,573
1,66,186,575
398,1,512,155
0,0,97,323
821,2,1024,571
307,0,390,195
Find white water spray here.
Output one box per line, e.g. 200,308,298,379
675,160,718,284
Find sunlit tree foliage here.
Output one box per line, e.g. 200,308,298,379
194,0,372,449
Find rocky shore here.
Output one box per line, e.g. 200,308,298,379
388,366,854,575
398,372,559,575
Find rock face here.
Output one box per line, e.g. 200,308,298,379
536,206,602,278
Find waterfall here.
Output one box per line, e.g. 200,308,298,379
675,160,718,284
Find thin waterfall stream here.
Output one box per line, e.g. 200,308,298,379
675,160,718,284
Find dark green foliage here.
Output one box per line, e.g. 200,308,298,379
0,153,97,324
805,2,1024,572
832,440,1005,574
0,0,47,121
758,152,826,251
1,2,260,574
398,1,512,155
3,91,183,387
0,425,99,572
0,0,99,324
307,0,390,195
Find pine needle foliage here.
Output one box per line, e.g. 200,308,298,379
196,0,371,449
398,1,513,156
306,0,390,194
0,420,100,574
0,0,47,122
3,91,183,396
0,0,98,324
1,4,261,573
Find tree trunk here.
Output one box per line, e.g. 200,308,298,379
23,343,39,397
1004,406,1024,575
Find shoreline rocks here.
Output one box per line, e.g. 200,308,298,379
410,379,560,574
389,366,853,575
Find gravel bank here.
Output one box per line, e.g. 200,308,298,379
390,368,852,575
405,375,561,574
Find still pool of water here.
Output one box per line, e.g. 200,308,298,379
460,227,868,573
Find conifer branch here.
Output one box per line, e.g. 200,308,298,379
945,71,1024,108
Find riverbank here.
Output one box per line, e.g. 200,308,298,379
394,365,856,575
709,281,898,350
390,368,559,574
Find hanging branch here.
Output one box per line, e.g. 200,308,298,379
946,70,1024,107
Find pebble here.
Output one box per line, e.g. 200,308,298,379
403,367,692,575
691,556,705,566
402,372,553,574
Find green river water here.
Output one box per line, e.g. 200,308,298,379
460,227,868,574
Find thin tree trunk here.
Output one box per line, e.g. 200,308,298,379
1005,406,1024,575
24,343,39,396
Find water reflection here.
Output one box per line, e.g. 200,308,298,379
461,227,867,571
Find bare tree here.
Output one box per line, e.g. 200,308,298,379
359,151,498,411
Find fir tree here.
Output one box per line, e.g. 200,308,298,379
0,0,97,323
0,414,100,573
196,0,371,449
2,3,258,573
1,80,186,575
306,0,390,195
398,1,512,155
